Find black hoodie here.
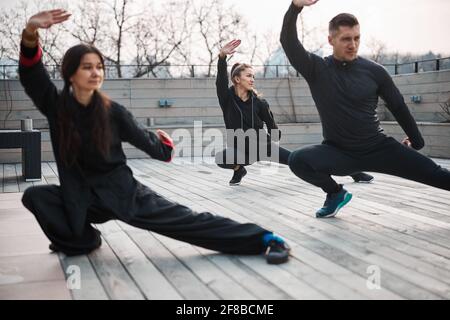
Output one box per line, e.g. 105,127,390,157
216,56,280,140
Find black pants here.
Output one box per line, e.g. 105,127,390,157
288,137,450,194
22,184,269,256
215,141,368,186
215,141,291,169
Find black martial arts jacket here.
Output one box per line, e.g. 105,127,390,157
19,44,174,237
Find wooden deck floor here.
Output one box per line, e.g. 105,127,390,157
1,158,450,300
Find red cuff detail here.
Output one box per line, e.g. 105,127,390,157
20,46,43,67
161,139,174,162
161,138,174,149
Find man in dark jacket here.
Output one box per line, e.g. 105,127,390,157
281,0,450,218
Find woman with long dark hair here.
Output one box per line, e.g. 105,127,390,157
19,10,290,264
215,39,374,186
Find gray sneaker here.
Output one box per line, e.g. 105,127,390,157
351,172,374,183
265,240,291,264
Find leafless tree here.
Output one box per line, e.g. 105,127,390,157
173,16,196,77
297,13,326,55
440,97,450,122
242,32,258,65
191,0,245,77
66,0,104,45
0,0,69,73
132,1,191,78
99,0,138,78
248,30,280,68
366,37,387,63
0,6,24,64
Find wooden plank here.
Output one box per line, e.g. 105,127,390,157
259,179,450,246
119,223,219,300
96,221,183,300
222,166,450,292
48,162,59,178
138,161,446,298
86,229,145,300
239,165,450,259
193,237,330,300
202,196,414,299
1,156,448,299
15,164,34,193
234,166,450,250
194,247,292,300
233,255,328,300
41,162,59,186
367,180,450,209
356,191,450,222
152,232,257,300
3,164,19,193
58,253,109,300
153,185,398,299
128,161,402,297
0,164,3,193
253,193,450,283
174,197,333,300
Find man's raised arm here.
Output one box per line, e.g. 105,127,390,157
280,0,320,81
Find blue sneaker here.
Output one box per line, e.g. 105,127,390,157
316,187,352,218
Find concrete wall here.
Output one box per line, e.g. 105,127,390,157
1,122,448,163
381,70,450,122
1,70,449,163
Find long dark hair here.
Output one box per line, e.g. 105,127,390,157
58,44,111,166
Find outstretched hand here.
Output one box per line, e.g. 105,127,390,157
26,9,71,33
292,0,319,8
219,39,241,59
402,137,412,148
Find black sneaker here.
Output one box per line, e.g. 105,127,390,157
49,243,59,253
265,240,291,264
229,166,247,186
351,172,374,183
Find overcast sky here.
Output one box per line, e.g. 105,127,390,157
1,0,449,55
227,0,450,55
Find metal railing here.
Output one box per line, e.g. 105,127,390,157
383,57,450,75
2,57,450,80
0,64,303,80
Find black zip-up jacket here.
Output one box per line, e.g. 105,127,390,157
280,3,425,151
216,56,280,140
19,43,173,237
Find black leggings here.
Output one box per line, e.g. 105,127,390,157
288,137,450,193
215,141,291,169
215,142,369,186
